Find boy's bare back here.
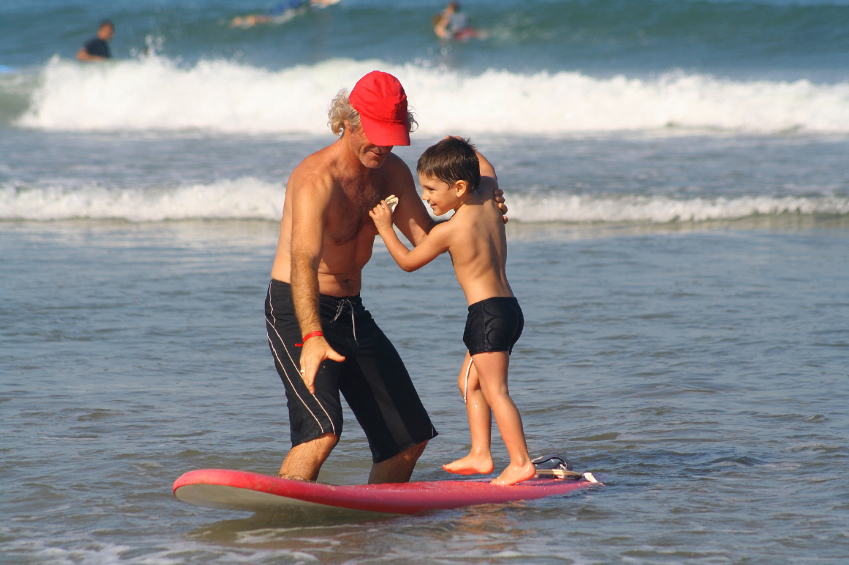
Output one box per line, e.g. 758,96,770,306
439,179,514,305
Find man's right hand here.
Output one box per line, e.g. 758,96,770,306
299,337,346,394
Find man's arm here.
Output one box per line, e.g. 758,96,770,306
475,148,497,181
385,156,437,247
289,171,345,394
473,146,510,223
473,147,503,202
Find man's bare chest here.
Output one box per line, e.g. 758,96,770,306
326,180,386,246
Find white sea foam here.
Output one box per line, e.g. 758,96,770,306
3,178,847,223
507,193,849,223
16,56,849,134
0,178,286,222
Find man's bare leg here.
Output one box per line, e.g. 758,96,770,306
443,354,495,475
368,440,428,484
278,433,339,481
473,351,535,486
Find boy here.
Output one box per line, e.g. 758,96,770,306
369,137,534,486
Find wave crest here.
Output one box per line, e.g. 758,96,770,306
0,178,286,222
3,178,847,223
13,57,849,135
509,193,849,224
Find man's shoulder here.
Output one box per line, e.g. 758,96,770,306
291,142,336,175
380,152,414,180
382,152,409,170
287,143,339,192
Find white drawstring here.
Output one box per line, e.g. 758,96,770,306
331,299,358,344
463,357,474,404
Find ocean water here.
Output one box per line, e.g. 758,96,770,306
2,0,849,563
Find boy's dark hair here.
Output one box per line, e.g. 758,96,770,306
417,137,481,192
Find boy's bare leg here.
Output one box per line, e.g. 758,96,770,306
443,353,495,475
473,351,535,486
278,433,338,481
369,440,428,484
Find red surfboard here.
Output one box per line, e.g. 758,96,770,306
173,469,600,516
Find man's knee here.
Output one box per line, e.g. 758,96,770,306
368,440,428,484
401,439,428,462
280,433,340,481
306,432,339,450
290,433,339,458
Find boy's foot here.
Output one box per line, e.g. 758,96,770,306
442,454,494,475
490,461,536,486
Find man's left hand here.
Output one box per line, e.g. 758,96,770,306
493,187,508,223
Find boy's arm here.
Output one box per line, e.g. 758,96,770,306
369,202,451,272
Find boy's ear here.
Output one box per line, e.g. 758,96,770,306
453,180,469,197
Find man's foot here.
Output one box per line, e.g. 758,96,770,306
442,454,494,475
490,461,536,486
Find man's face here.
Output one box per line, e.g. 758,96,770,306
346,123,393,169
98,24,114,41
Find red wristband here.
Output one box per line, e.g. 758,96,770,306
295,330,324,347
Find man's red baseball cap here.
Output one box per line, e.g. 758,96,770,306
349,71,411,147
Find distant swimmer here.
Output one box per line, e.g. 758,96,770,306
230,0,338,28
76,20,114,62
433,2,485,41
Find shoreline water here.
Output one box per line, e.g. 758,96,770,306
3,219,848,563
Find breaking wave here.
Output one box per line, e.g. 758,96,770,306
3,178,847,223
11,56,849,135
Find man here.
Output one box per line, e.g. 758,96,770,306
76,20,114,62
265,71,507,484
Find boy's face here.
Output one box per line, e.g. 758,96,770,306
419,173,462,216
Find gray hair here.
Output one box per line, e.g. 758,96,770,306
327,89,361,136
327,88,418,137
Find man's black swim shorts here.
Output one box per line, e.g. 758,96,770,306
463,296,524,356
265,280,438,463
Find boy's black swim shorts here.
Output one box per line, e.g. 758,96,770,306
463,296,524,356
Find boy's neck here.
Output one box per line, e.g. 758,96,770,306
452,189,481,214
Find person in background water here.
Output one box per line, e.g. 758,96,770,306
76,20,114,62
433,2,485,41
230,0,335,27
